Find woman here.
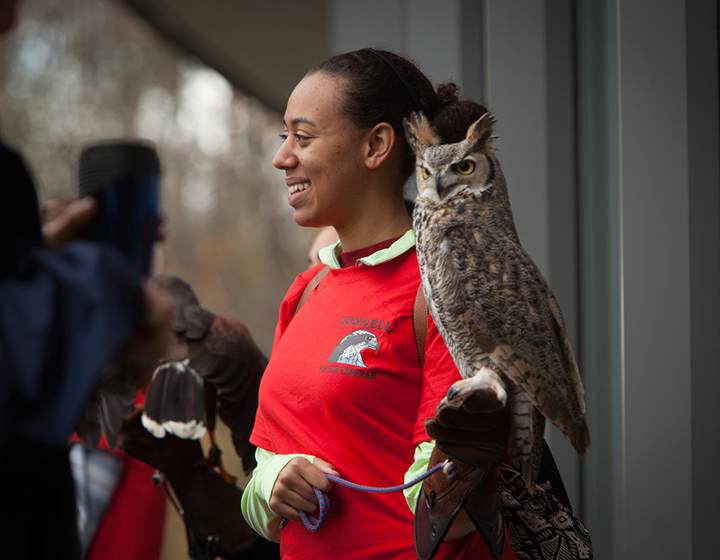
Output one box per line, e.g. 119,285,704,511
241,48,518,559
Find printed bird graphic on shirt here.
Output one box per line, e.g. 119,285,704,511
328,329,379,367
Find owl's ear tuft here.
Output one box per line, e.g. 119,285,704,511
403,112,440,154
465,112,497,149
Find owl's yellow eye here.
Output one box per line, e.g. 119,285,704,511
420,167,430,180
453,160,476,175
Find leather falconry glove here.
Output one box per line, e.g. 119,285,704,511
415,386,512,560
119,410,259,560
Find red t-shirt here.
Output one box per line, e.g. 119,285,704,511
251,244,515,559
70,391,166,560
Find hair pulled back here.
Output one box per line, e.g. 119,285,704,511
307,50,491,180
307,49,438,181
432,82,491,144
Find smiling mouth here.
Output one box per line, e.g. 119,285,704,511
288,182,310,194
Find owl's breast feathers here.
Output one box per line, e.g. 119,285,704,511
413,193,590,456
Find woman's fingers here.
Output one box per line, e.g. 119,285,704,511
271,488,318,522
313,457,340,479
312,457,339,491
270,457,337,520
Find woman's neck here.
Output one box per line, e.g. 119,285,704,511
339,235,401,268
332,161,412,252
335,205,412,253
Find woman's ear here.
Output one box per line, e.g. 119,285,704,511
365,122,396,169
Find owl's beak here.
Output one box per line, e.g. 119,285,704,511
436,177,463,200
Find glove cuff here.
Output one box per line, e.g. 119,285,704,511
415,445,505,560
464,471,505,559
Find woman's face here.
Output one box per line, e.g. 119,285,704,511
273,72,368,228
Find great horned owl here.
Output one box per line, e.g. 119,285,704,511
404,111,590,491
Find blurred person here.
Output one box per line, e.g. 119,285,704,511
0,147,173,559
117,273,281,560
47,190,277,560
67,210,171,560
306,226,338,269
0,1,173,558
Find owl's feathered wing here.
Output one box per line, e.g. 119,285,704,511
141,275,266,472
187,313,267,472
141,284,215,442
76,358,152,449
117,276,267,558
406,112,590,491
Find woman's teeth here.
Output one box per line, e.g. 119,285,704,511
289,183,310,194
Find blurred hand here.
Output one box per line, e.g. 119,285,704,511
269,457,339,522
42,197,97,249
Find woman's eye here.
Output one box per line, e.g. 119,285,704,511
420,167,430,179
278,133,310,143
453,160,476,175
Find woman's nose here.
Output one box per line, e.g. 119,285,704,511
273,140,296,170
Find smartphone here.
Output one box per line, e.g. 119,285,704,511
78,141,160,277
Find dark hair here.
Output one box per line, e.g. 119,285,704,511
431,82,491,143
307,49,438,181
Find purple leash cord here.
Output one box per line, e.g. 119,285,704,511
279,459,456,532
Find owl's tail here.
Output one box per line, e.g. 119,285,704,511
567,418,592,457
510,387,546,493
539,381,592,458
142,360,207,440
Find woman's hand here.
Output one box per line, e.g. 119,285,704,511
269,457,339,522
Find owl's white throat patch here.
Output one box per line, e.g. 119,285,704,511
417,186,441,203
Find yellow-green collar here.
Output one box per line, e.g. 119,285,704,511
318,229,415,269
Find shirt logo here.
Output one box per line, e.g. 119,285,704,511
327,329,378,367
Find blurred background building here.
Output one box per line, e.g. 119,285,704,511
1,1,717,559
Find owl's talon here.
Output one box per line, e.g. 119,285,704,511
444,370,508,413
